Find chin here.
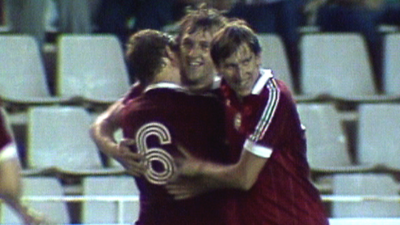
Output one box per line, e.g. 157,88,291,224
236,89,251,97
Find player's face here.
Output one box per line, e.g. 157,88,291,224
179,29,215,88
218,43,261,98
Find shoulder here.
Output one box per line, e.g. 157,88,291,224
122,82,145,104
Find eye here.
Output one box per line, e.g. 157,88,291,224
242,57,252,66
182,40,193,49
200,42,210,50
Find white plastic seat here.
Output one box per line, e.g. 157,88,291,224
0,35,69,106
300,33,386,102
0,177,70,224
296,103,374,173
332,173,400,218
257,34,295,92
26,106,123,175
81,176,140,224
357,103,400,171
56,34,130,105
383,34,400,96
329,218,400,225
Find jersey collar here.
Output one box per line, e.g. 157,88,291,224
144,82,187,93
251,69,273,95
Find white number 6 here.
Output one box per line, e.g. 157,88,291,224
136,122,176,185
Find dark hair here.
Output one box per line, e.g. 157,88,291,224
126,29,176,85
176,3,228,44
210,21,261,67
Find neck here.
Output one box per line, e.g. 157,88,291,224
153,66,181,85
186,81,213,94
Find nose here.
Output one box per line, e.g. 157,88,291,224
188,45,201,58
232,66,243,82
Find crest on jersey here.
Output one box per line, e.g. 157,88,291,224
234,113,242,131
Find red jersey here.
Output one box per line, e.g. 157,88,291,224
122,81,145,105
121,82,232,225
0,109,17,162
222,69,329,225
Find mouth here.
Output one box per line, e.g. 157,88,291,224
188,60,204,68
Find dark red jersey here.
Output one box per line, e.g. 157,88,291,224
222,69,329,225
121,82,231,225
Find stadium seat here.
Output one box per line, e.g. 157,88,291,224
332,173,400,217
81,176,140,224
0,177,70,224
299,33,390,102
25,106,124,175
0,35,69,106
357,103,400,171
383,33,400,97
56,34,130,105
296,103,375,173
257,34,295,93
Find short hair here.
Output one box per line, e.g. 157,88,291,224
176,3,228,44
210,21,262,67
126,29,176,85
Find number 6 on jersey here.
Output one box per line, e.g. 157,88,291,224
135,122,176,185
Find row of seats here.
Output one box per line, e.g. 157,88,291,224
298,102,400,174
0,34,130,108
3,106,124,176
2,174,400,224
299,33,400,101
2,33,400,110
0,176,139,224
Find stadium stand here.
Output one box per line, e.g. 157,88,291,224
331,173,400,218
0,177,70,224
299,33,398,103
357,103,400,172
56,34,130,107
24,106,124,176
81,176,140,224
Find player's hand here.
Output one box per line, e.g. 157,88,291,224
173,143,202,177
114,138,146,177
166,176,210,200
20,206,51,225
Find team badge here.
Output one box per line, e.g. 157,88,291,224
234,113,242,131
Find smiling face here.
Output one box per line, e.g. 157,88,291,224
179,29,216,91
217,42,261,98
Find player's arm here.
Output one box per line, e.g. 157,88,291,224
90,100,145,176
195,149,268,191
0,148,47,225
167,144,268,199
90,100,124,156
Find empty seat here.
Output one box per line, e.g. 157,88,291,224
0,35,69,106
81,176,140,224
26,106,123,175
300,33,386,102
296,103,374,173
0,177,70,224
383,34,400,96
357,103,400,171
257,34,295,92
332,173,400,217
329,218,400,225
56,34,130,105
